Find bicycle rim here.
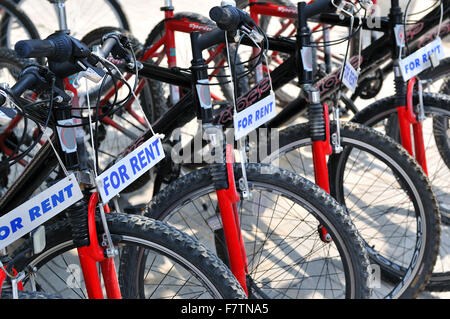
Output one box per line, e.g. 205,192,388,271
147,165,370,299
264,123,439,298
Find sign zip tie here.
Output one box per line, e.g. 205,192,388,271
244,29,275,93
85,78,98,178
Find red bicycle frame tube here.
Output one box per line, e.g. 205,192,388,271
77,193,121,299
248,0,299,20
311,103,332,193
397,76,428,175
216,144,249,295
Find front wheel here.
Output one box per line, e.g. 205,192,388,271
351,93,450,292
146,163,371,299
10,213,246,299
262,122,440,298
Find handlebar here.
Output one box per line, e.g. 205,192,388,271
304,0,340,19
15,33,83,63
0,66,44,107
1,32,126,107
15,37,71,63
209,5,255,32
209,0,339,33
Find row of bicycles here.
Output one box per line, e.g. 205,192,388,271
0,0,447,299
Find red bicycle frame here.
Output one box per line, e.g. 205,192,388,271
397,76,429,175
312,103,333,193
138,5,227,102
216,144,249,295
78,192,121,299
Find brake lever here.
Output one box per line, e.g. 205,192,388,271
102,32,134,63
333,0,357,19
72,58,106,88
240,24,264,43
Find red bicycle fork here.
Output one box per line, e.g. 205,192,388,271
312,104,332,193
311,103,333,243
215,144,249,295
76,193,121,299
396,76,428,175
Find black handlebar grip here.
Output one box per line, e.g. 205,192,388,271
15,33,73,62
15,39,55,59
209,6,254,32
303,0,339,19
11,72,39,97
0,71,38,107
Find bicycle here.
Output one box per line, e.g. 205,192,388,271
6,0,441,298
72,0,439,298
238,0,447,297
9,4,373,299
0,31,247,299
346,0,450,292
129,1,439,298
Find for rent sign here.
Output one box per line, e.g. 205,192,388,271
234,92,276,140
399,37,445,81
0,174,83,250
96,135,165,204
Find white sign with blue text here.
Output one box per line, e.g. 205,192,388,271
234,92,276,140
399,37,445,81
0,174,83,250
96,135,165,203
342,61,359,93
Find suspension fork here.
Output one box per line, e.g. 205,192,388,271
296,1,332,243
311,99,332,193
214,144,249,295
76,193,121,299
396,76,428,175
390,2,428,173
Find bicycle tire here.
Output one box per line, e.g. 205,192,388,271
0,0,40,48
352,93,450,292
10,212,246,299
99,0,130,31
146,162,371,299
10,0,129,39
261,121,440,298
